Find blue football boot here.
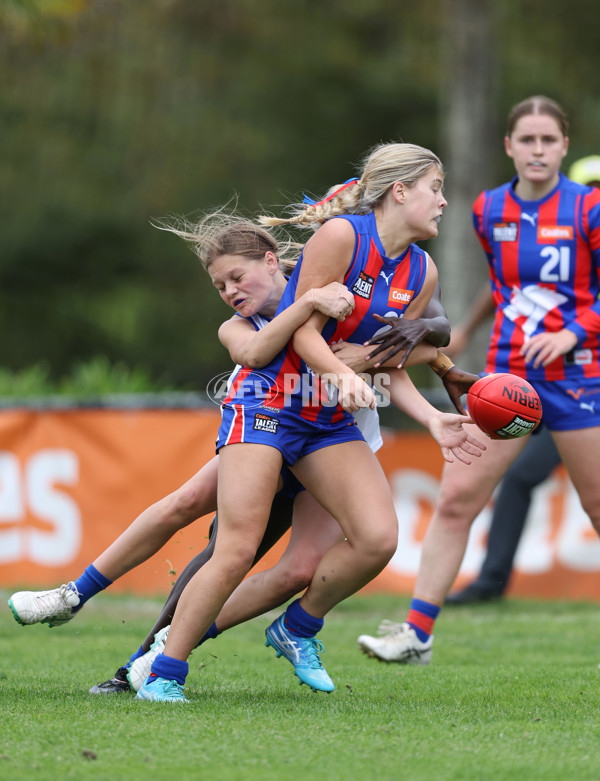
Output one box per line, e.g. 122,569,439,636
135,675,189,703
265,614,335,693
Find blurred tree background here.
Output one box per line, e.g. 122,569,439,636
1,0,599,395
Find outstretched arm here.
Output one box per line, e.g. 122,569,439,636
387,369,486,464
428,352,480,415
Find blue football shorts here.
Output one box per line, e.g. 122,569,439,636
532,377,600,431
216,402,365,466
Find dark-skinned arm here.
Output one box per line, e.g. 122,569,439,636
428,353,480,415
364,282,450,368
362,279,480,414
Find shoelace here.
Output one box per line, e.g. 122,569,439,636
34,583,77,611
301,637,327,669
161,679,185,697
377,620,406,637
150,628,169,652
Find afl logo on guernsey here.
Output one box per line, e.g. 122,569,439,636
493,222,518,242
352,271,374,299
388,287,414,307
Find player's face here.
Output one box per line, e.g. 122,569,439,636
208,252,281,317
504,114,568,187
401,166,447,240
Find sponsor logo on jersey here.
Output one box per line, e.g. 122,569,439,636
352,271,374,299
564,349,592,366
388,287,414,307
253,412,279,434
379,270,394,285
537,225,574,241
492,222,518,242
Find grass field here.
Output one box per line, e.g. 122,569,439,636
2,589,600,781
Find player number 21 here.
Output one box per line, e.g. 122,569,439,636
539,246,570,283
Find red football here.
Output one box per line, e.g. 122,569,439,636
467,373,542,440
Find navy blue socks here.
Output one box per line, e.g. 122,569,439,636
196,621,220,647
150,654,188,686
127,645,146,669
283,599,324,638
72,564,112,611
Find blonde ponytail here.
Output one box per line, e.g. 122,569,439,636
259,142,442,230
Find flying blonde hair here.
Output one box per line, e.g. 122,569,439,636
154,204,301,275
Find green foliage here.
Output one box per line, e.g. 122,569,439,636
0,363,53,396
0,357,171,397
0,0,88,36
2,592,600,780
0,0,446,389
56,356,170,396
1,1,600,389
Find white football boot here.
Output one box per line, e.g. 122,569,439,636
357,620,433,665
127,625,170,692
8,583,80,627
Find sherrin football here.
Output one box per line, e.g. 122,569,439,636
467,373,542,440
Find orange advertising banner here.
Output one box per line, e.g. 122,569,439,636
1,408,599,601
0,408,219,595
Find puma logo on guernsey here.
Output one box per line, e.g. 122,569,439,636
521,212,538,227
580,401,596,414
351,271,374,299
379,271,394,285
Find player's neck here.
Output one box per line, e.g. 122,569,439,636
374,208,411,259
513,173,560,202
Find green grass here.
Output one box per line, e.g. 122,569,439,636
2,591,600,780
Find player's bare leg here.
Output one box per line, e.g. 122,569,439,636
261,439,398,692
414,429,529,605
158,443,283,662
357,428,528,664
9,458,221,628
215,491,343,631
551,427,600,535
93,456,219,581
290,440,399,616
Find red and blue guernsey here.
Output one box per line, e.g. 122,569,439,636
473,173,600,382
222,211,429,425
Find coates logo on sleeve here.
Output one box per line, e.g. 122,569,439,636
387,287,414,308
351,271,374,300
492,222,518,242
537,225,574,241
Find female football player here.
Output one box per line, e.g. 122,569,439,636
358,96,600,665
138,142,486,702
